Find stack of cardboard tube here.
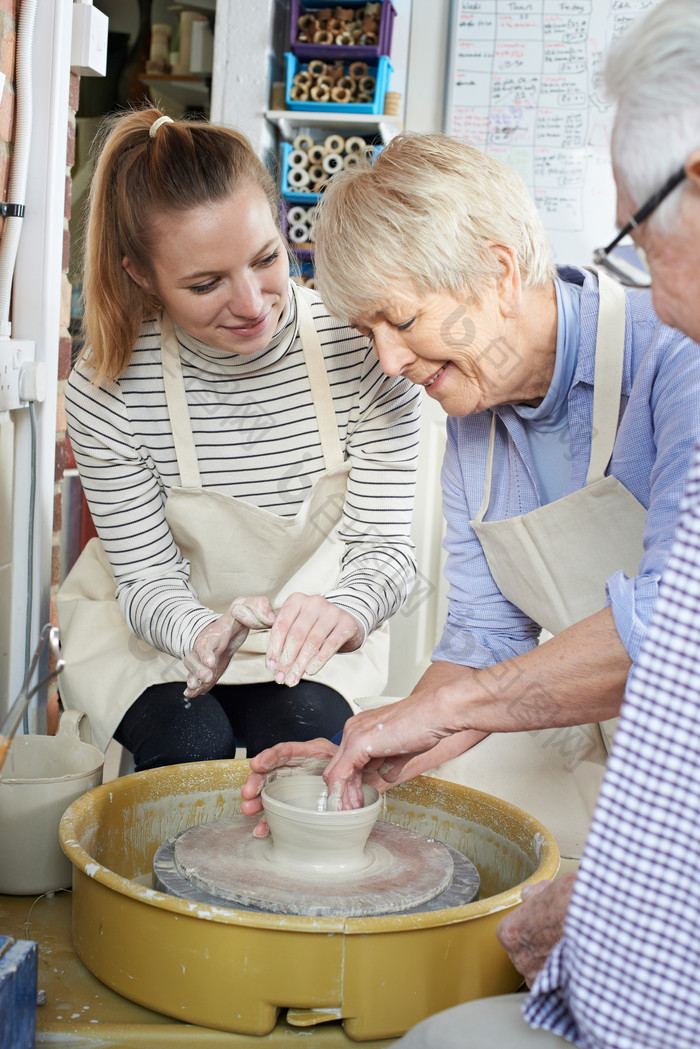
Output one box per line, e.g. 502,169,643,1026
285,132,375,197
290,59,376,105
295,3,382,48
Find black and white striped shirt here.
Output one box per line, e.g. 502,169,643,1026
66,285,421,661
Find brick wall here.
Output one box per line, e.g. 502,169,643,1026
0,1,17,198
0,4,79,730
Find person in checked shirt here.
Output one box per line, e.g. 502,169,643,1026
394,0,700,1045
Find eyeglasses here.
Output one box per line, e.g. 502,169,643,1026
593,164,688,287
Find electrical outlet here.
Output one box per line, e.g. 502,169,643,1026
0,340,35,412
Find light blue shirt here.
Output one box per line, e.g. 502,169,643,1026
432,266,700,668
514,278,581,504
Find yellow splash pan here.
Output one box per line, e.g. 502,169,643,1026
59,760,559,1041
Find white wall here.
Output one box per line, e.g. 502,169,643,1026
404,0,450,133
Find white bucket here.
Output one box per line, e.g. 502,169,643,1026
0,710,104,894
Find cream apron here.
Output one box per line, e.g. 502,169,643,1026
430,271,647,859
57,284,389,753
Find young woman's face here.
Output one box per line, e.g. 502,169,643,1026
133,183,290,355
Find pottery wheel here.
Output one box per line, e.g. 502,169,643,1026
154,816,480,917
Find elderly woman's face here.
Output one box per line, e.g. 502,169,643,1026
352,285,526,417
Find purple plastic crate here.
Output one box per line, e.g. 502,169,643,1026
290,0,396,61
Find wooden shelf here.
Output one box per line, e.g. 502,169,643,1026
167,0,215,12
141,75,210,108
266,109,402,145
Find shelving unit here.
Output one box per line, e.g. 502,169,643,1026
267,2,402,286
266,109,402,145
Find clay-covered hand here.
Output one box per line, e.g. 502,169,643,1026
266,593,364,688
183,596,275,698
322,680,466,810
495,872,577,987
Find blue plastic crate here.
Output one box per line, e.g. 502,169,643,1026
285,53,392,114
0,936,37,1049
280,142,322,203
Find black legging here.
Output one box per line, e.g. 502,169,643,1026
114,679,353,772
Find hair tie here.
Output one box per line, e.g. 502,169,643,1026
149,115,174,138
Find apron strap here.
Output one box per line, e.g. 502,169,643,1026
586,269,628,484
293,282,345,472
160,311,202,489
474,270,628,520
475,413,497,524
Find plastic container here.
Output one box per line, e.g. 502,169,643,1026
280,139,382,204
280,143,321,204
59,760,559,1040
290,0,396,61
285,52,392,114
0,710,104,894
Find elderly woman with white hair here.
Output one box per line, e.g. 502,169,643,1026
243,130,700,861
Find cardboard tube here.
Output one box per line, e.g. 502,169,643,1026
322,152,344,174
345,136,366,154
288,149,309,169
289,223,310,244
349,61,369,80
293,134,314,152
287,166,310,187
324,134,345,154
288,206,308,225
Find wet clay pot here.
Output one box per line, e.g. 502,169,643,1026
261,774,381,873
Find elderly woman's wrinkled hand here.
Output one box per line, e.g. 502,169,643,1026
184,596,275,698
266,593,364,688
321,674,469,809
495,872,577,987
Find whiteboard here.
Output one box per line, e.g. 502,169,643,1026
444,0,660,266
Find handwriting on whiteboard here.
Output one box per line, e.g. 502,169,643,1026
445,0,659,263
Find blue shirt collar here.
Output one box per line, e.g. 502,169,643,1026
514,276,581,431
